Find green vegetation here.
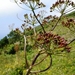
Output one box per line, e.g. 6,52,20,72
0,42,75,75
0,0,75,75
0,12,75,75
66,11,75,17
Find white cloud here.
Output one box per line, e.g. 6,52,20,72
72,0,75,3
0,0,22,14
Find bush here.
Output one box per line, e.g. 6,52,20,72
26,45,32,52
8,46,16,54
10,65,25,75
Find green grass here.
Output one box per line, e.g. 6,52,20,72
0,41,75,75
66,11,75,18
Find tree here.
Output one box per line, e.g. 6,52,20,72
0,36,9,48
8,30,22,44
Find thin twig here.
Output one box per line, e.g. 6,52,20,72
68,38,75,45
33,54,48,66
24,35,29,68
50,14,63,31
30,54,52,73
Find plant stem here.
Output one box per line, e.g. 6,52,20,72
29,1,46,33
30,54,52,73
32,10,46,33
24,35,29,68
51,14,63,31
26,51,41,75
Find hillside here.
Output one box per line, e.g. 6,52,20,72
66,11,75,17
0,11,75,75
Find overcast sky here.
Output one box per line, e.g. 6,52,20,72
0,0,75,39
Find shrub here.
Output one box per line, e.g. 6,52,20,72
8,46,16,54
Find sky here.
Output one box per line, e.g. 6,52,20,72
0,0,75,39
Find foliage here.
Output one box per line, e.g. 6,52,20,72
66,11,75,17
0,36,9,48
0,45,75,75
8,30,22,44
8,45,16,54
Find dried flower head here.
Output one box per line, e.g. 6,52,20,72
50,0,75,15
37,32,70,52
62,18,75,29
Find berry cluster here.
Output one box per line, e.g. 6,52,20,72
62,18,75,28
14,28,20,33
37,32,71,52
44,15,58,20
42,15,58,25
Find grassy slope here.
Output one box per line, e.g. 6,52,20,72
66,11,75,17
0,11,75,75
0,42,75,75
